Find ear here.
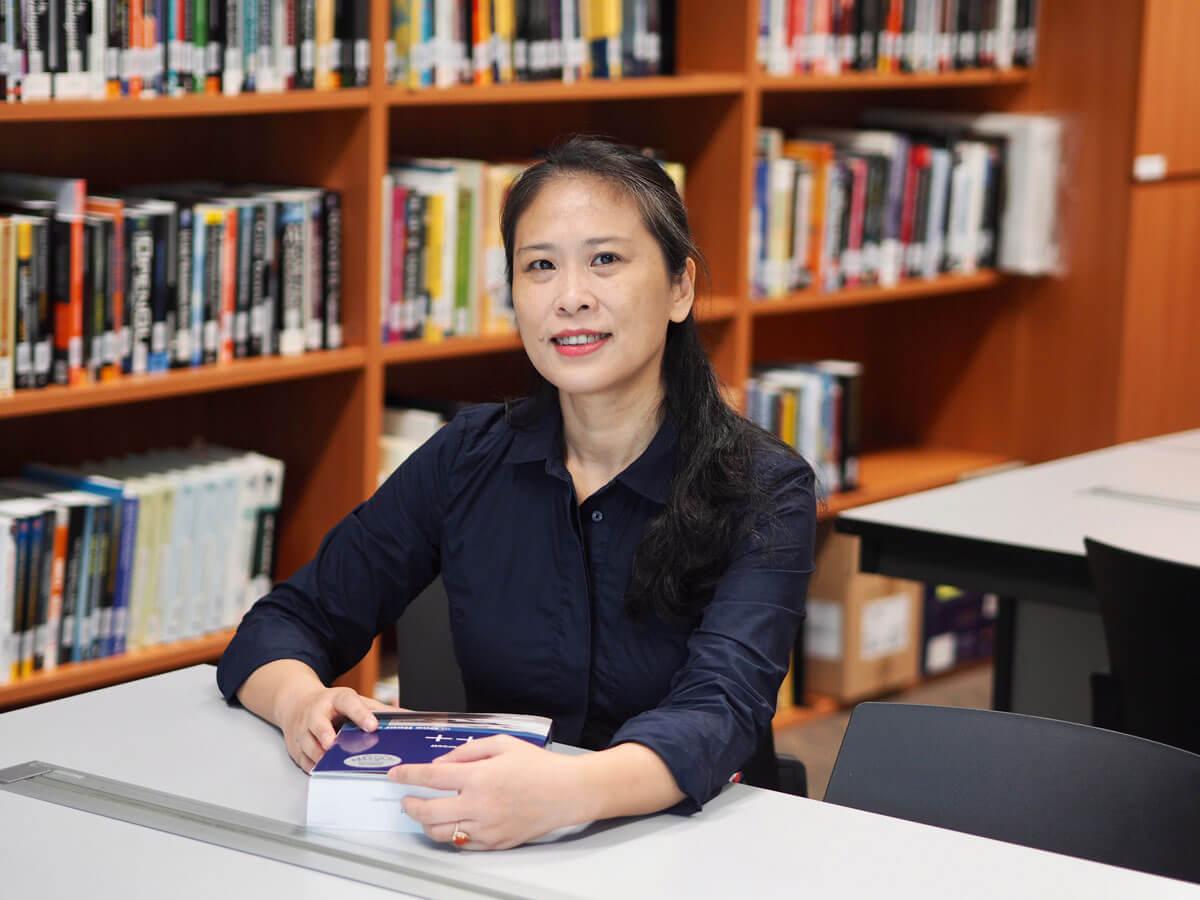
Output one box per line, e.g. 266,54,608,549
668,257,696,324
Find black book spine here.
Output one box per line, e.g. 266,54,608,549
32,220,52,387
955,0,971,68
898,0,916,72
645,0,661,75
50,217,70,385
258,0,272,87
152,211,172,371
203,215,222,364
57,504,86,663
513,0,529,80
180,0,195,91
352,0,367,85
85,218,104,381
260,201,278,355
296,0,314,86
125,215,153,374
109,0,125,93
545,0,561,81
207,0,223,89
248,201,265,356
910,159,931,277
863,155,886,287
234,204,251,358
402,191,424,340
12,517,30,676
334,0,351,84
32,511,54,670
307,196,322,350
102,218,119,377
23,516,43,671
173,206,193,367
278,205,304,353
981,142,1004,268
322,190,341,349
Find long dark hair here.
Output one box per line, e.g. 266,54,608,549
501,136,789,624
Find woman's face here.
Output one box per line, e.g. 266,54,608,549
511,175,694,404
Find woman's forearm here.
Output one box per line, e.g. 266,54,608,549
573,743,687,823
236,658,327,728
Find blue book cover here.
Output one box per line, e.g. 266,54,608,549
307,712,552,833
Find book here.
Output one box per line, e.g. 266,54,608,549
306,711,553,832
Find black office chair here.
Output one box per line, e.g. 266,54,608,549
396,578,807,797
824,702,1200,883
1084,537,1200,755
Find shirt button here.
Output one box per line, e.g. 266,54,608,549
591,510,604,523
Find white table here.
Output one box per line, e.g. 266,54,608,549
0,666,1197,899
838,429,1200,720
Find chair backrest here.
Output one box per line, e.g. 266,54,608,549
1084,537,1200,754
395,577,468,712
824,703,1200,884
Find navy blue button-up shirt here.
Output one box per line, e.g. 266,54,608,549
218,399,816,810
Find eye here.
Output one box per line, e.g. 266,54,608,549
526,258,555,272
592,252,620,266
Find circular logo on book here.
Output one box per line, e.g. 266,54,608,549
343,754,403,769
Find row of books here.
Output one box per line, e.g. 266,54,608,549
380,155,685,342
750,110,1061,297
746,360,862,496
0,0,368,102
386,0,666,88
757,0,1039,76
378,401,446,484
0,446,284,685
0,172,343,396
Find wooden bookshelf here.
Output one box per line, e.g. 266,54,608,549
0,630,234,711
818,447,1018,522
0,348,367,420
755,69,1032,93
7,0,1182,713
751,271,1004,317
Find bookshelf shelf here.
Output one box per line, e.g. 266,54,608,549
818,447,1018,522
0,89,371,123
750,271,1005,317
384,73,747,106
0,348,367,421
755,69,1032,93
0,630,234,711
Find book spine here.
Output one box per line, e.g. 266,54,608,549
189,209,205,365
124,215,152,375
259,201,277,354
241,0,256,91
277,201,304,355
234,204,251,357
218,206,236,361
25,512,44,671
12,516,30,677
11,222,32,391
322,190,341,349
49,217,70,385
248,201,266,355
99,217,119,380
57,505,84,664
294,0,311,85
203,210,222,362
221,0,239,92
109,495,133,654
306,195,322,350
255,0,271,88
88,502,110,657
389,182,405,340
172,206,192,366
147,212,171,372
85,218,104,381
206,0,222,92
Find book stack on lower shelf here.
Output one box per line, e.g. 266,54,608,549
0,446,284,687
0,173,343,397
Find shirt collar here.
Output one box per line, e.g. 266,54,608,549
505,399,676,506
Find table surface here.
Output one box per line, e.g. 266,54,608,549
838,429,1200,566
1,667,1197,899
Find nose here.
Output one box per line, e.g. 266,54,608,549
556,264,592,315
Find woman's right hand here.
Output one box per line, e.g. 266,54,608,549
278,684,400,773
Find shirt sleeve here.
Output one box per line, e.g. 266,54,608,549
608,456,817,812
216,411,469,705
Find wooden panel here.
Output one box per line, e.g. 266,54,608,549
999,0,1145,462
1117,180,1200,440
1134,0,1200,178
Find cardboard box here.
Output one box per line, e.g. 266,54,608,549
803,526,922,703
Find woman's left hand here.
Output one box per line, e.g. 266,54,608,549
388,735,587,851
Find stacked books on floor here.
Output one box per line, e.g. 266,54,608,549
746,360,862,497
757,0,1039,76
380,154,685,343
0,173,343,396
0,446,284,685
0,0,368,102
751,109,1062,297
386,0,668,88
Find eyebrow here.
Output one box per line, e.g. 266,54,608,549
516,236,633,253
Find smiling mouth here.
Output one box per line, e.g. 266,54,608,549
551,333,612,346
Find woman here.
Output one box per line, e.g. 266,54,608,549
217,136,816,851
